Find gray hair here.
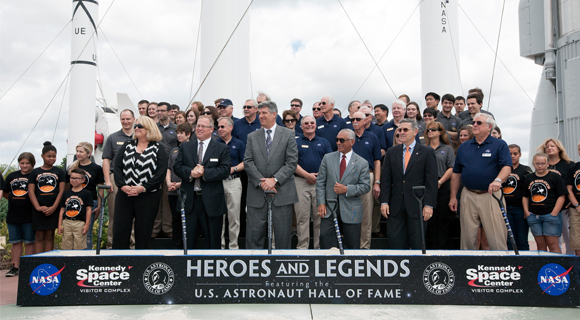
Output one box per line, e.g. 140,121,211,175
257,91,271,101
359,106,372,113
301,115,315,126
245,99,258,108
474,113,495,128
348,100,361,109
323,95,335,106
339,128,356,140
392,99,406,109
399,118,418,130
362,99,373,106
258,100,278,114
198,115,215,127
217,116,233,126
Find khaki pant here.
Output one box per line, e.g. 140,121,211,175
221,178,242,249
293,176,320,249
153,182,173,234
360,172,374,249
372,198,381,233
560,209,573,254
460,189,507,250
62,219,87,250
569,207,580,250
106,173,135,249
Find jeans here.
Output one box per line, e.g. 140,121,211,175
506,205,529,250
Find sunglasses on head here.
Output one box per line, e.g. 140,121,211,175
335,138,352,143
312,107,321,111
290,104,301,108
133,124,144,129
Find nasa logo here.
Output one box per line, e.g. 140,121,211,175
423,262,455,295
29,264,65,296
365,141,369,145
143,262,174,295
333,125,337,128
537,263,572,296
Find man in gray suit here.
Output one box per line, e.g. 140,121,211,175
244,100,299,249
316,129,371,249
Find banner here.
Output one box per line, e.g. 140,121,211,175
18,253,580,307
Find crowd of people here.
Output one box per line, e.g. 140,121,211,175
3,89,580,278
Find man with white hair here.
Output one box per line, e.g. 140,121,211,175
449,113,512,250
316,95,348,151
382,99,406,150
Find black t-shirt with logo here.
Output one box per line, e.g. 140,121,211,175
29,166,66,207
524,171,568,215
3,171,33,224
565,161,580,203
503,164,533,207
549,159,574,207
67,163,105,201
60,189,93,222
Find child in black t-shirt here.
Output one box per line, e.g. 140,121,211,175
58,169,92,250
3,152,37,277
566,141,580,256
523,153,568,253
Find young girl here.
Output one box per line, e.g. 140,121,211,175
28,141,66,253
3,152,37,277
67,142,104,249
523,153,569,253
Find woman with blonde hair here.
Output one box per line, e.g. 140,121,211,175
67,142,105,249
538,137,574,253
112,116,168,249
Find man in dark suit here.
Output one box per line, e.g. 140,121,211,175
244,100,299,250
174,115,231,249
380,118,438,249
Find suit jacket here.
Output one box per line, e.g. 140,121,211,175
316,151,371,224
243,126,299,207
379,143,437,218
173,138,231,216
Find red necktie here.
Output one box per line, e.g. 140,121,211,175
340,154,346,179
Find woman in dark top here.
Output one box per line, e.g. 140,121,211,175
538,137,574,253
28,142,66,253
203,106,220,137
67,141,105,249
404,102,425,133
424,121,455,249
113,116,168,249
3,152,36,276
565,141,580,256
503,144,533,250
524,153,568,253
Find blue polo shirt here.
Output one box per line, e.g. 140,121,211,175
296,135,332,173
382,120,398,149
453,134,512,191
316,114,348,151
353,131,382,170
295,114,304,134
232,116,261,144
218,136,245,167
366,123,386,150
276,114,283,126
344,115,354,130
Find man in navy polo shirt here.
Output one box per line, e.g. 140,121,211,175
344,100,361,130
294,115,332,249
290,98,304,134
383,99,406,150
218,117,245,249
232,99,261,144
360,106,386,157
217,99,239,122
449,113,512,251
316,95,348,151
352,111,382,249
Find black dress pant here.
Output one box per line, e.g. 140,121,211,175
320,213,361,250
186,193,223,249
168,195,183,249
112,190,161,249
386,207,427,250
426,180,452,249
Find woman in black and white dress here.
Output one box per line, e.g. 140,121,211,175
113,116,167,249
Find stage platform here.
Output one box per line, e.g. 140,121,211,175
17,249,580,307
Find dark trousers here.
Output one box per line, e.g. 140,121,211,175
506,205,529,250
320,213,361,249
186,193,222,249
246,204,292,250
387,207,427,249
426,180,452,249
112,190,161,249
168,195,183,249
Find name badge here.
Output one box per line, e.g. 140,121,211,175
346,121,351,124
301,145,309,148
387,127,394,131
482,153,491,157
318,125,324,129
117,141,124,145
210,158,219,162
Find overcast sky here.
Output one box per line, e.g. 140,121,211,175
0,0,541,168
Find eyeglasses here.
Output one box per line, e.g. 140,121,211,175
303,121,316,125
70,177,84,181
335,138,352,143
202,111,213,115
352,118,364,122
319,101,327,106
134,124,144,129
217,125,228,129
473,120,485,126
243,105,254,109
290,104,301,108
399,127,411,132
196,125,213,129
427,128,440,132
284,119,296,123
365,114,372,117
312,107,321,111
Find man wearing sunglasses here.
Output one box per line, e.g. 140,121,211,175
449,113,511,251
380,119,438,250
312,102,323,119
316,96,348,151
217,99,239,122
290,98,304,134
344,100,361,129
232,99,260,145
316,129,371,249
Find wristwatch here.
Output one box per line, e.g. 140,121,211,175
273,177,279,184
234,166,238,172
494,178,502,183
574,203,579,208
375,180,380,185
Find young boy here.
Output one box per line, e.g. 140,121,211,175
58,168,93,250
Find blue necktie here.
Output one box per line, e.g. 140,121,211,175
266,129,272,156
